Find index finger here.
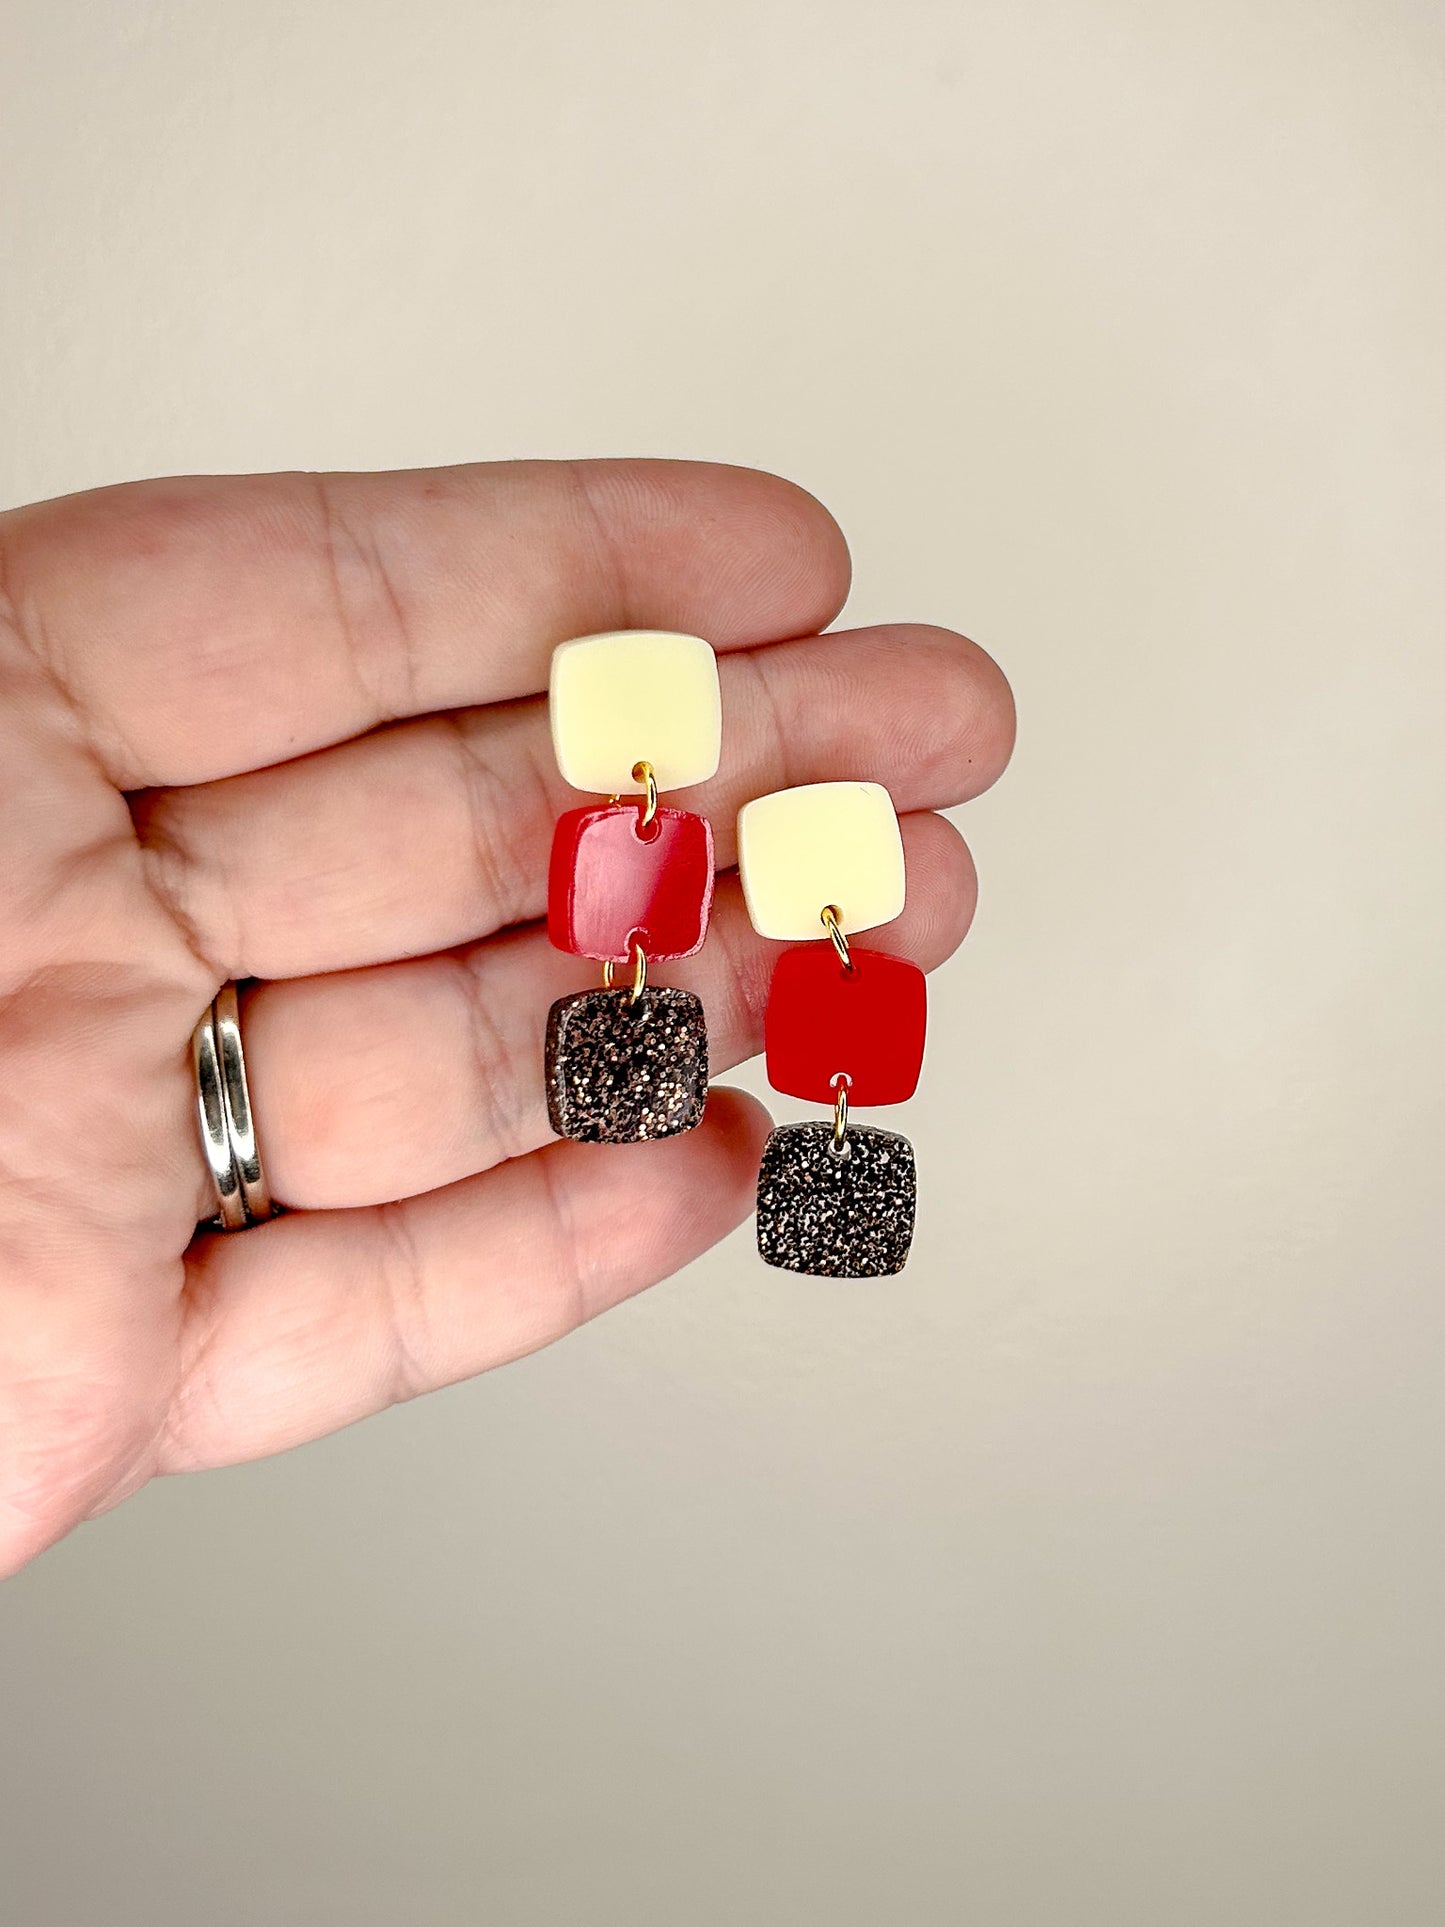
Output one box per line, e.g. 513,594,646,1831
0,458,851,787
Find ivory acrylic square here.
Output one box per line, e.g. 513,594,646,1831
549,630,722,796
736,781,906,941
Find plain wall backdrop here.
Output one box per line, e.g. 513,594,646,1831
2,1,1443,1922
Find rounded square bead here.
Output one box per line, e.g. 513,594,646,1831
545,986,708,1142
548,804,715,962
764,944,926,1105
549,630,722,795
756,1121,916,1277
737,781,906,941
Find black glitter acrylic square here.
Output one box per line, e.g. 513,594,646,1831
756,1121,916,1277
545,986,708,1143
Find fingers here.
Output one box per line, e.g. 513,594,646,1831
0,459,850,787
236,812,974,1210
134,623,1014,979
161,1087,770,1473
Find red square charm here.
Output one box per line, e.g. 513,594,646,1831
764,943,927,1106
548,804,715,962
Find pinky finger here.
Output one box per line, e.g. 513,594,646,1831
160,1090,771,1474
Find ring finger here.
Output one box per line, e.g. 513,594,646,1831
234,811,976,1211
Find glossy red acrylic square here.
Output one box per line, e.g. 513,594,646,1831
764,943,927,1106
548,804,715,962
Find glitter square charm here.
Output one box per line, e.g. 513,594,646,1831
756,1121,916,1277
545,987,708,1143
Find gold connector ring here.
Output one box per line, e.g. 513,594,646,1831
821,904,854,972
602,938,648,1004
632,760,660,829
830,1071,851,1151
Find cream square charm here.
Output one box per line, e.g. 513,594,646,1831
549,630,722,796
737,781,906,941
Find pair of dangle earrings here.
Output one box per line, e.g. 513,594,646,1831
543,629,924,1278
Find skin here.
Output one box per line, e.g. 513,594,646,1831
0,457,1015,1578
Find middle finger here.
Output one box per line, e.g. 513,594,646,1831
134,623,1013,980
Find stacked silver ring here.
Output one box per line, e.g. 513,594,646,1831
191,983,274,1229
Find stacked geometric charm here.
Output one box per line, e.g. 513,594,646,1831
738,782,924,1276
544,630,721,1143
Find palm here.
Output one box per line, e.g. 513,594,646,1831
0,458,1013,1575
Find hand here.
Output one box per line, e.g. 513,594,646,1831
0,458,1014,1575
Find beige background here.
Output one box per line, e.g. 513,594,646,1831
2,1,1444,1921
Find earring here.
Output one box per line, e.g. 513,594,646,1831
544,629,721,1143
737,781,924,1276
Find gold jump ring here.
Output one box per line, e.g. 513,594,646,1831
602,939,648,1004
830,1072,851,1151
632,760,660,828
821,904,854,972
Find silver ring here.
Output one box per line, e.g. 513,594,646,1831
192,999,246,1228
191,984,274,1228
